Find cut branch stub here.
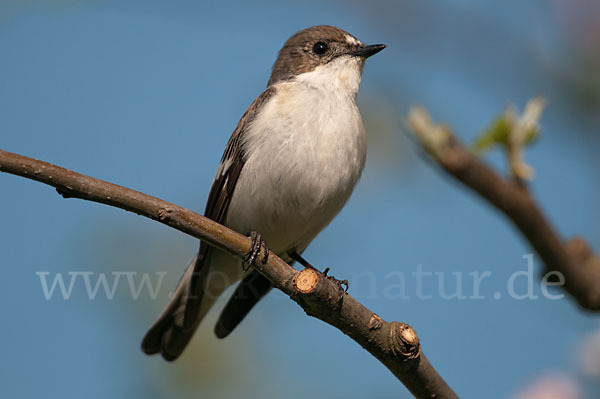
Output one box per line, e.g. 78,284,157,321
389,322,421,361
294,268,319,294
291,268,347,318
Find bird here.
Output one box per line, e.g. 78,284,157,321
141,25,385,361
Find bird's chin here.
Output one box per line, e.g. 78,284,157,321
334,57,364,93
295,56,364,96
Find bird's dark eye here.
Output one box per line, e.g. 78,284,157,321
313,41,328,55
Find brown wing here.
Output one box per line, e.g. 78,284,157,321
141,87,277,360
182,86,276,329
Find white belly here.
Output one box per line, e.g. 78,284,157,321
225,79,367,256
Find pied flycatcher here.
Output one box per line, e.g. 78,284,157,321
142,25,385,361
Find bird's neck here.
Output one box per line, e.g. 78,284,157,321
293,56,364,100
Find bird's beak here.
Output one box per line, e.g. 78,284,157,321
346,44,386,58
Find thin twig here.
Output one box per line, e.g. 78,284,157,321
407,107,600,310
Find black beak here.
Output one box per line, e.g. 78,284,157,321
347,44,386,58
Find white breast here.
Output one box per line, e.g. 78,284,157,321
225,55,367,255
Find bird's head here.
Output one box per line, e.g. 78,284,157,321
268,25,385,94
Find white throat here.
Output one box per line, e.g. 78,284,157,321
294,55,364,99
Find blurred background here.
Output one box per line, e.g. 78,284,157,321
1,0,599,398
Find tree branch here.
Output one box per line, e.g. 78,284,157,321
0,149,457,399
407,107,600,310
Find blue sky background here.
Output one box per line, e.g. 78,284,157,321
1,1,599,398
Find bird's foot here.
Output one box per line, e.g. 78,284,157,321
323,267,349,293
242,231,269,272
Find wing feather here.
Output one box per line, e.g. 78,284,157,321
183,86,276,328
